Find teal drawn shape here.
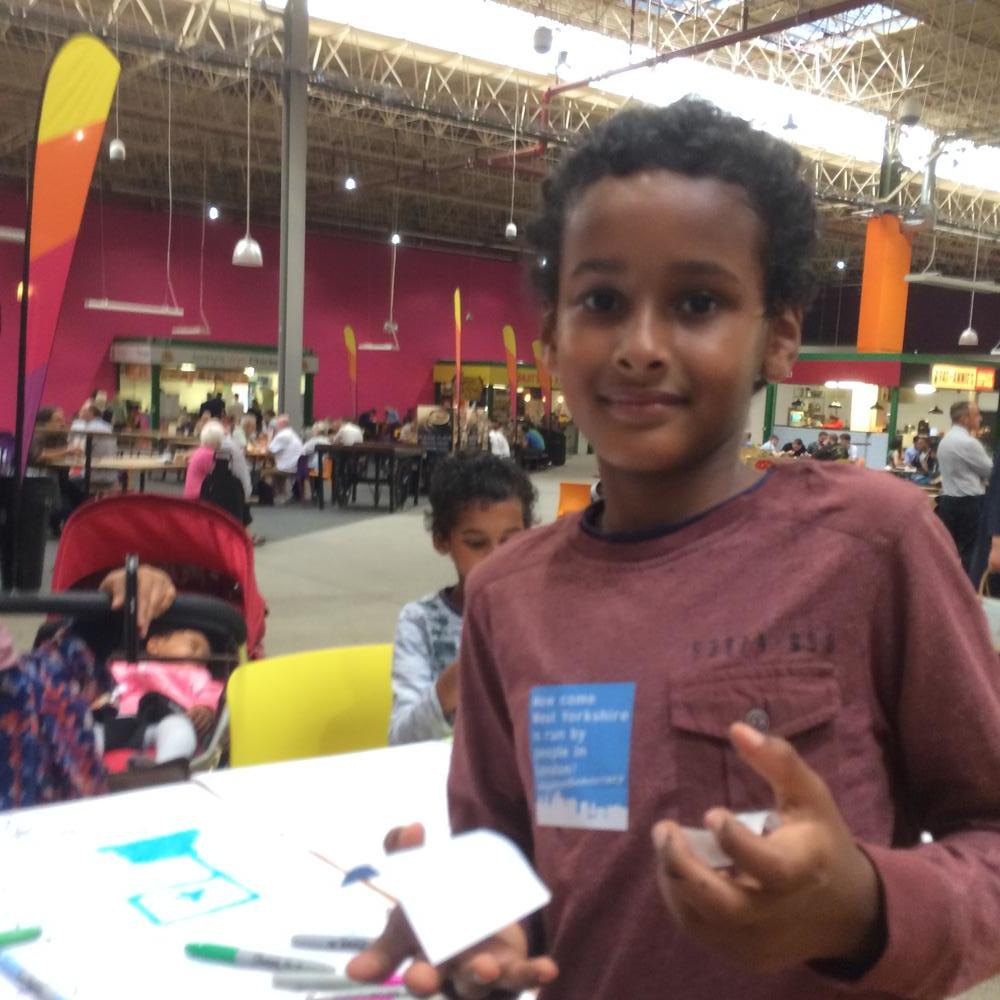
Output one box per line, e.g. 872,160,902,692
100,829,259,926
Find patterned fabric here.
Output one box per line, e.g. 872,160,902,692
388,589,463,745
0,630,109,810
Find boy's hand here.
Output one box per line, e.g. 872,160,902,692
100,565,176,637
988,537,1000,574
435,660,460,717
348,823,559,999
652,722,882,976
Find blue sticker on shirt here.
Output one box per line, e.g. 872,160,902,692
530,683,636,832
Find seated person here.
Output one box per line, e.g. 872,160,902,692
1,565,179,810
760,434,780,453
839,433,859,462
264,415,304,499
183,419,225,499
807,430,829,456
889,434,906,470
302,421,332,471
68,401,118,491
488,420,511,457
523,422,546,452
332,418,365,446
389,453,536,745
904,435,929,469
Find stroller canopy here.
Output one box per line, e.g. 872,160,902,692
51,494,266,656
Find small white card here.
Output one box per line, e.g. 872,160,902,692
372,829,551,966
681,810,779,868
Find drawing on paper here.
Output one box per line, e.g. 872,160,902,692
100,828,259,925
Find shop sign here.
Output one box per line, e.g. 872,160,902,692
930,364,996,391
110,340,318,374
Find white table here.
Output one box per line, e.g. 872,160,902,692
0,742,453,1000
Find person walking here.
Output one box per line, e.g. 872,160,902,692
936,400,992,571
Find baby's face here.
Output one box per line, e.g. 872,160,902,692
145,629,212,661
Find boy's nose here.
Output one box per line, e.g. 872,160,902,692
614,307,670,372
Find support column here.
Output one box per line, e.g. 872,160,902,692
885,385,899,449
763,383,777,440
277,0,307,428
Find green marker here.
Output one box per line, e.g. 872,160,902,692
185,942,335,973
0,928,42,949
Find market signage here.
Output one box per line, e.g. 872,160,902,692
930,364,996,391
110,340,319,374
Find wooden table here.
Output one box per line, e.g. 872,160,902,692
42,455,188,494
313,442,424,512
115,431,199,455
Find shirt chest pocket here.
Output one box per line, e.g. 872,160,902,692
668,664,841,822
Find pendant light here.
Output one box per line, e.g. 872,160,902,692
958,232,982,346
233,0,263,267
505,79,518,241
109,17,126,161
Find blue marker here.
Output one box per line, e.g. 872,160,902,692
0,952,69,1000
341,864,379,887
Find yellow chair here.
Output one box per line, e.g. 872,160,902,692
556,481,593,518
226,644,393,767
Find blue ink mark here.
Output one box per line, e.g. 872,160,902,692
100,829,199,864
342,864,379,887
180,889,204,903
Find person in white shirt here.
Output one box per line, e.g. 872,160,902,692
838,433,859,462
302,421,332,471
267,415,304,473
332,419,364,446
488,421,511,458
759,434,780,453
68,403,117,490
936,400,993,571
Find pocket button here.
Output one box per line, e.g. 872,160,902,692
744,707,770,732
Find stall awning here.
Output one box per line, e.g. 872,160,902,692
110,337,319,375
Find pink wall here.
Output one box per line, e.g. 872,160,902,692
0,183,542,428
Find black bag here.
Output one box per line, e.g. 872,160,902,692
200,460,246,522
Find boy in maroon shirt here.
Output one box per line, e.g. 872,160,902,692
350,100,1000,998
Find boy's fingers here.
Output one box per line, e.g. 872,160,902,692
653,821,749,924
346,909,419,984
705,809,807,891
452,953,558,999
729,723,832,815
383,821,426,854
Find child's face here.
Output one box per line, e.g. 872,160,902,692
145,629,212,661
435,498,527,583
543,170,801,475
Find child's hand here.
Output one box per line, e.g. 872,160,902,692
100,565,176,636
347,822,559,998
187,705,216,743
435,659,460,717
652,722,882,976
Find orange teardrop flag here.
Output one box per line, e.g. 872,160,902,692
344,325,358,415
502,324,518,405
17,34,120,472
532,339,552,415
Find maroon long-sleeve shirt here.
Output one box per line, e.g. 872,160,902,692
449,462,1000,999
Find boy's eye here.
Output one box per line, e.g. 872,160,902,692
677,292,719,318
581,288,623,314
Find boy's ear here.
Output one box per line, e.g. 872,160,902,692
761,306,802,383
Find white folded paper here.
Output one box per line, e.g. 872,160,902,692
681,810,780,869
371,829,551,966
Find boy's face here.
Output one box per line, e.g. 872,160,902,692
145,629,212,661
543,170,801,476
435,498,527,583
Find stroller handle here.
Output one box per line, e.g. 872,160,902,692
0,592,248,648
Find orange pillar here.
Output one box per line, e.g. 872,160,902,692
856,214,913,353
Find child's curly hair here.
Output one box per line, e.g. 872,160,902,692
528,97,818,315
427,452,537,540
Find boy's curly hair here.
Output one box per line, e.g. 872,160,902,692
427,451,537,540
528,98,818,315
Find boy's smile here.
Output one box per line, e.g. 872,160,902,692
546,169,799,482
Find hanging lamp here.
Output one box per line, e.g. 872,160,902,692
233,0,263,267
505,80,518,241
958,232,983,346
109,17,126,161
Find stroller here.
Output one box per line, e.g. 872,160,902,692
3,495,267,786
